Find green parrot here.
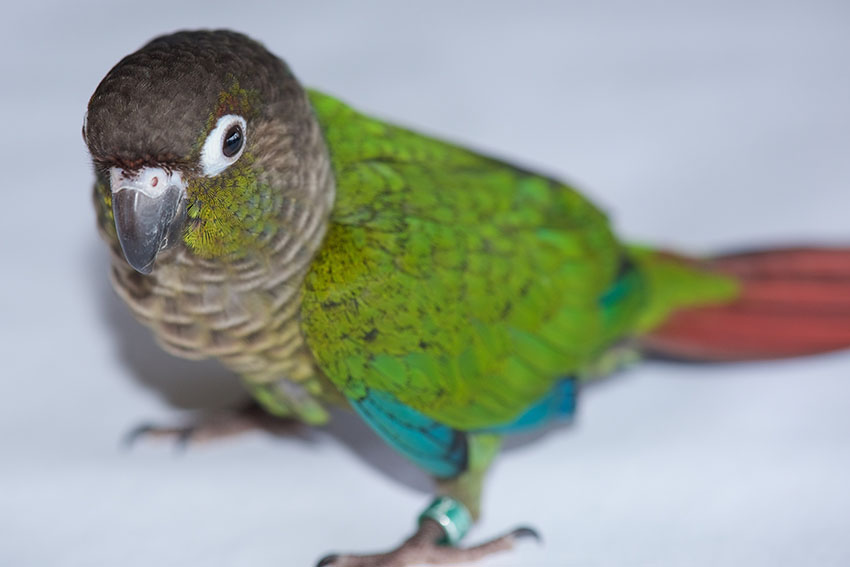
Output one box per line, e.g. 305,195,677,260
84,30,850,566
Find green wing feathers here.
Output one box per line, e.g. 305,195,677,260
300,91,653,431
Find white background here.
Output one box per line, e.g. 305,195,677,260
2,1,850,565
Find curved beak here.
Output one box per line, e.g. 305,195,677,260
109,167,187,274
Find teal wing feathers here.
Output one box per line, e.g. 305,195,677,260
350,388,469,477
348,377,577,479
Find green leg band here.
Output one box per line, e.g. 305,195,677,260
418,496,472,546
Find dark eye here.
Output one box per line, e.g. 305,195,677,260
222,124,243,158
200,114,246,176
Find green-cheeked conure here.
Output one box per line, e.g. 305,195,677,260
84,30,850,567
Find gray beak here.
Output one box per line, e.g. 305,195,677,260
109,167,187,274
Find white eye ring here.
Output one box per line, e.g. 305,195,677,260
199,114,247,176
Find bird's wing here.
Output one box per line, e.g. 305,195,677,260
299,91,644,432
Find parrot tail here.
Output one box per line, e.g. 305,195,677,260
641,247,850,361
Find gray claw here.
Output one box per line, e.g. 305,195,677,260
511,526,542,543
121,422,193,452
122,424,154,448
316,554,338,567
175,427,195,450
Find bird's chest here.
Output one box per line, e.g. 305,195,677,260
110,251,320,386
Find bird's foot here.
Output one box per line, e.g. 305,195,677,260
318,497,539,567
124,401,298,448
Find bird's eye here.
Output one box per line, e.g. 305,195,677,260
222,125,243,157
199,114,247,176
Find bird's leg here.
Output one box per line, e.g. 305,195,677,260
318,435,540,567
126,375,330,447
125,399,299,447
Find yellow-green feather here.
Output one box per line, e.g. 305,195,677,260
300,91,637,430
628,246,740,333
182,82,276,260
183,153,283,259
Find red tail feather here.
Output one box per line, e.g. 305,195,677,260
642,247,850,361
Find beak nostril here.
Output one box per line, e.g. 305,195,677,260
108,166,187,275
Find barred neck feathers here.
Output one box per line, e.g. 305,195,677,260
108,97,334,377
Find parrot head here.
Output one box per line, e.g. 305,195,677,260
84,30,332,274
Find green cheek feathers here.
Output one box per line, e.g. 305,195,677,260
94,176,117,240
180,81,271,260
182,155,281,259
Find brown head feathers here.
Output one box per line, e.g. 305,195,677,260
85,30,300,171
